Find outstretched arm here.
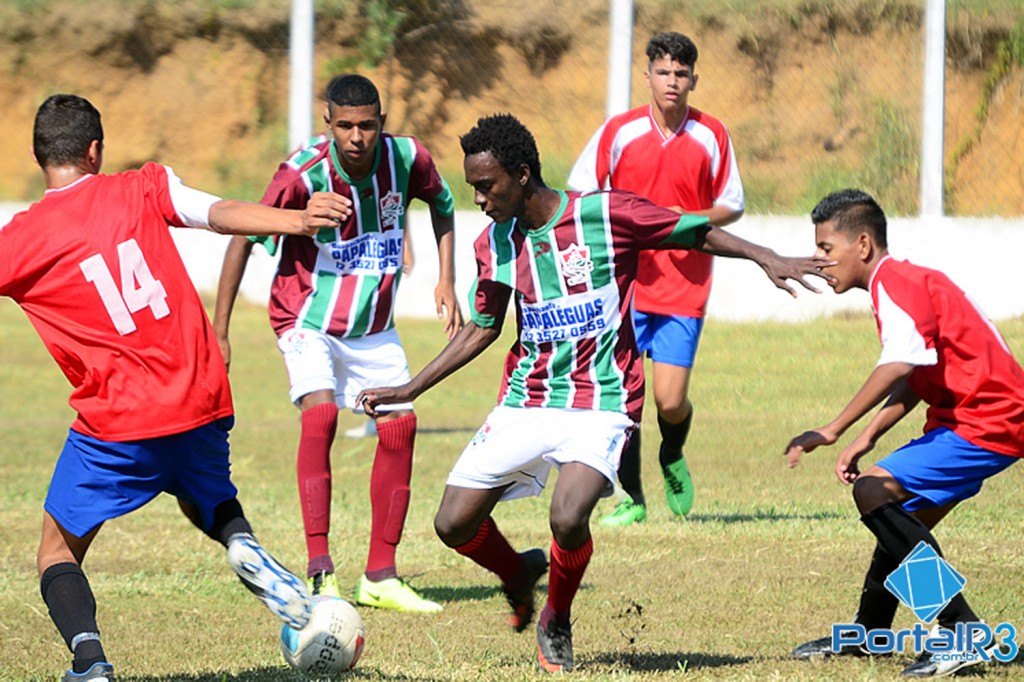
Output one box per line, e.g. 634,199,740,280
212,236,255,370
208,192,352,237
784,361,915,470
834,379,920,483
698,226,834,296
429,203,463,339
358,321,501,416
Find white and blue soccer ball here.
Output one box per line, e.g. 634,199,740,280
280,596,366,676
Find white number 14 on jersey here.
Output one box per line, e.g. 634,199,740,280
79,238,170,335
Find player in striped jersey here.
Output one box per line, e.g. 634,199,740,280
570,32,745,525
360,114,831,673
786,190,1024,677
214,75,461,613
3,94,352,682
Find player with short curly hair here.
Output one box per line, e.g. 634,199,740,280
361,113,829,673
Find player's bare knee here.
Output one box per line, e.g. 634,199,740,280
548,505,587,546
433,510,470,548
852,474,896,514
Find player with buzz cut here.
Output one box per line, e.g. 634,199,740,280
786,189,1024,678
1,94,353,682
359,113,830,673
569,31,745,526
215,73,461,613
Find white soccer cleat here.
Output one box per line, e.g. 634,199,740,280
227,532,311,629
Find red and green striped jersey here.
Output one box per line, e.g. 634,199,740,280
471,189,708,421
256,133,454,338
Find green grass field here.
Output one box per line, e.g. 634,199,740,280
2,299,1023,681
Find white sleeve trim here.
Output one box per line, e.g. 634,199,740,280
875,281,938,367
163,165,222,229
567,123,607,191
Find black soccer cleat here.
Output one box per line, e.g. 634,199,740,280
791,634,871,660
537,618,574,673
503,548,549,633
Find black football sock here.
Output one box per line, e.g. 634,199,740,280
855,543,900,630
657,408,693,467
617,430,645,506
860,502,979,627
41,562,106,672
208,498,253,547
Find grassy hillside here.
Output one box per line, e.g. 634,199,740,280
0,0,1021,214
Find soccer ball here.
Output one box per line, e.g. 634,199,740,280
280,596,366,676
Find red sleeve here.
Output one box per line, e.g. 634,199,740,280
607,191,707,252
408,138,446,203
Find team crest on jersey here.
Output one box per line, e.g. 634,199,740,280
560,243,594,286
380,191,405,230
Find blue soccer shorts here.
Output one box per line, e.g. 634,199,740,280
45,417,238,538
632,310,705,368
877,427,1018,512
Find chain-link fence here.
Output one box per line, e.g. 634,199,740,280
312,0,1023,217
0,0,1020,216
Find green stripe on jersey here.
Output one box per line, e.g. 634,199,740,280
530,233,563,301
434,177,455,217
544,342,575,408
594,329,625,411
300,270,339,331
390,137,413,224
302,160,337,244
504,344,535,407
492,223,516,287
345,273,382,338
663,214,709,248
578,193,612,289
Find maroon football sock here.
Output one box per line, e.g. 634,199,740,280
453,517,525,587
365,414,416,578
297,402,338,570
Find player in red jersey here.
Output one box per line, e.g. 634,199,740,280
0,94,351,682
786,189,1024,678
214,74,461,613
569,32,745,525
360,113,831,673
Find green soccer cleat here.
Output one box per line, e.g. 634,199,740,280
663,456,694,516
307,570,341,599
355,575,443,613
599,499,647,527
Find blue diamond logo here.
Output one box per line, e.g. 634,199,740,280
884,541,966,623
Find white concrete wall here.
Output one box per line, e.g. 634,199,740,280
3,202,1021,322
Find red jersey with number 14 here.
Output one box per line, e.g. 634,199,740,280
0,163,233,441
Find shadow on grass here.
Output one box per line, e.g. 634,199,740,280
588,650,752,672
413,582,549,604
685,509,844,524
120,667,444,681
415,426,478,436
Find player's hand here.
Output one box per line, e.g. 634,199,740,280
784,429,835,468
835,434,874,484
299,192,353,234
434,282,464,340
357,385,414,418
758,255,837,297
217,335,232,372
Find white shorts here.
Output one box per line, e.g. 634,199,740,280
447,406,635,501
276,327,413,412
